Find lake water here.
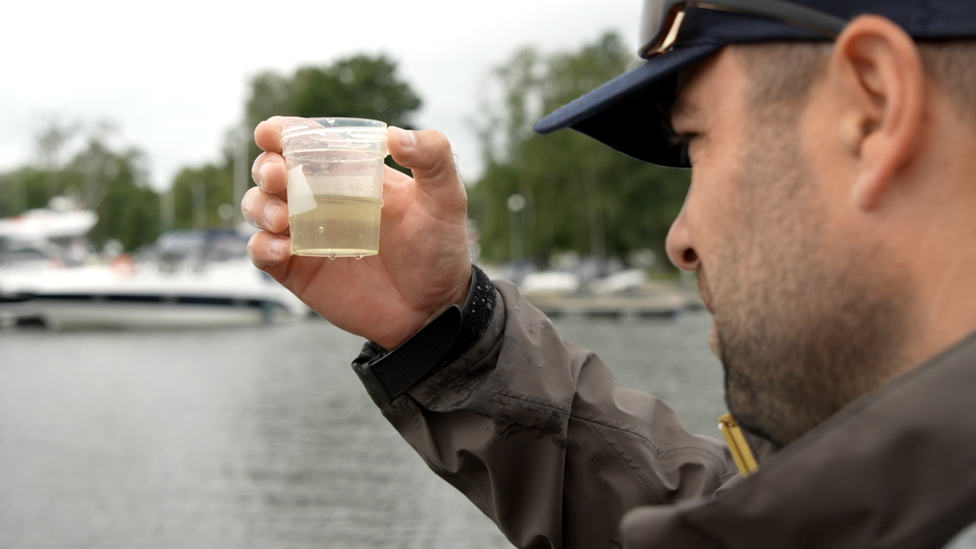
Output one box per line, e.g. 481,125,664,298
0,310,726,548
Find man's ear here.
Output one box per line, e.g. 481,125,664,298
829,15,926,210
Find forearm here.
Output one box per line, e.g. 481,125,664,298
353,277,736,548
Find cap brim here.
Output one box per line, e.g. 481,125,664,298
533,42,720,168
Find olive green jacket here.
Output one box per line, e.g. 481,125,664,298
353,279,976,548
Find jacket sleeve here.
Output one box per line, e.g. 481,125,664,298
352,278,737,549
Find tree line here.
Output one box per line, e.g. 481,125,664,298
468,32,690,268
0,34,689,270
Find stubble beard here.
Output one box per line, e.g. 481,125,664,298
707,125,907,447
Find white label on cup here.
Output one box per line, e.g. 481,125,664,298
287,165,317,216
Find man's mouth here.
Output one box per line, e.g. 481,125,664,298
696,268,721,357
696,269,715,315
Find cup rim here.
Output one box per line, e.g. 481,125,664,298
281,117,388,138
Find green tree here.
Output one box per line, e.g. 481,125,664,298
170,160,235,230
79,143,160,251
245,54,423,164
0,168,50,217
470,32,690,269
170,54,424,234
0,121,161,252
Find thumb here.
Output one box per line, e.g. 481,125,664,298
388,127,462,198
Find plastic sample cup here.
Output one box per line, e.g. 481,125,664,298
280,117,388,258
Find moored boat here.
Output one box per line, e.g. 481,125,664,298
0,228,309,330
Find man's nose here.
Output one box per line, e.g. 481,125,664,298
666,204,700,271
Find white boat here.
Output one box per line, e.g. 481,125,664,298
0,229,309,330
0,196,99,246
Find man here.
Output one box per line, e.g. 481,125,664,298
242,1,976,547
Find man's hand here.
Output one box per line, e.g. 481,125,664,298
242,117,472,350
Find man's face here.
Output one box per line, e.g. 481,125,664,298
665,48,906,446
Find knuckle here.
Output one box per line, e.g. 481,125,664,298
424,129,451,152
416,130,453,172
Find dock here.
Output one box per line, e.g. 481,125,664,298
522,284,700,320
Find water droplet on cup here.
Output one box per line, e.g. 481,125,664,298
317,226,325,234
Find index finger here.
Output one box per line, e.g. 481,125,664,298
254,116,287,154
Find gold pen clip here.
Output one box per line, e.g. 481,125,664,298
718,413,759,477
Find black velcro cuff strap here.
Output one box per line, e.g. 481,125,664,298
356,265,496,402
370,305,463,400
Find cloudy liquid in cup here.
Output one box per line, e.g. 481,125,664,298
289,195,382,257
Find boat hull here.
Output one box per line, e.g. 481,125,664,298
19,294,302,330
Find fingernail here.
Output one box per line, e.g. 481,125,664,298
264,204,282,226
269,238,285,257
258,162,272,189
391,126,415,149
240,194,257,228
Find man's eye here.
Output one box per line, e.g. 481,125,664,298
669,132,700,164
669,132,699,148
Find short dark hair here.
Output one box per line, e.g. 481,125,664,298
736,39,976,125
919,40,976,123
736,41,830,126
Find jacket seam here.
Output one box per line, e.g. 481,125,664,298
466,386,731,471
577,415,734,473
574,416,668,504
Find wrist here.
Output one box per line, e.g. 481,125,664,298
378,264,473,351
355,265,496,402
449,264,474,309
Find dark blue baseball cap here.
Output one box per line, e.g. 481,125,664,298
533,0,976,168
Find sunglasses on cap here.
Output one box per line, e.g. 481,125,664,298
639,0,848,57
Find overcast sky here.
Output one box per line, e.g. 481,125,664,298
1,1,641,191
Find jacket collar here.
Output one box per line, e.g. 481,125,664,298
623,329,976,548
